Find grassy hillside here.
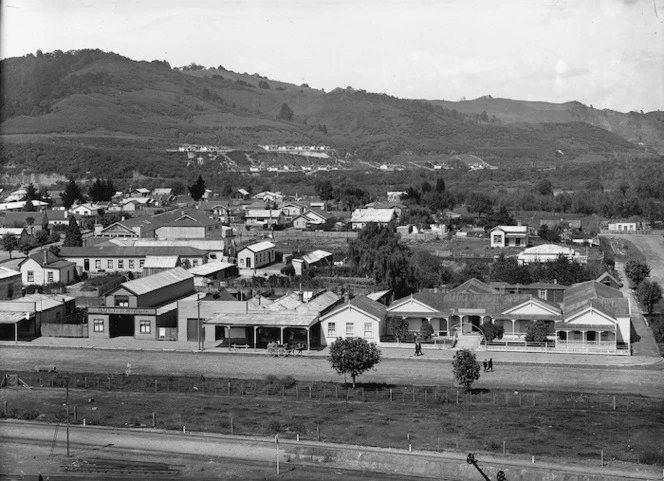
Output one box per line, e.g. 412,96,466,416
0,49,654,181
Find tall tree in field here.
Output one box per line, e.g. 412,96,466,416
62,179,85,209
89,178,116,202
278,102,294,121
328,337,381,388
635,280,663,314
63,216,83,247
452,349,481,392
2,234,19,259
188,175,206,201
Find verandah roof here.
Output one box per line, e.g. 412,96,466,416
206,312,319,328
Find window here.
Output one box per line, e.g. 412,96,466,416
95,260,101,270
515,238,521,246
364,322,373,337
56,312,61,321
115,295,129,307
364,322,373,338
538,289,547,299
128,260,135,269
118,260,124,269
139,260,145,268
27,271,34,283
139,320,151,334
492,235,502,244
93,319,104,332
192,260,199,267
327,322,336,336
47,272,54,283
107,260,113,269
346,323,354,336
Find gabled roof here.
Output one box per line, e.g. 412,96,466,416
3,211,49,225
116,267,193,296
595,271,623,288
450,278,499,294
295,291,341,315
563,280,627,318
142,256,180,269
366,289,392,301
301,250,332,265
0,266,20,279
321,295,387,321
188,261,235,276
19,250,73,269
245,209,283,218
59,245,208,258
350,208,396,223
491,225,528,234
239,241,275,253
22,293,75,311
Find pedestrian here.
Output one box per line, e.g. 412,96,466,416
483,359,488,372
414,340,420,356
417,341,423,356
488,358,493,372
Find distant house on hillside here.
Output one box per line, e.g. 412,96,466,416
237,241,276,269
517,244,586,264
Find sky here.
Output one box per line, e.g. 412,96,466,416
2,0,663,113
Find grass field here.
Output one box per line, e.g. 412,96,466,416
2,373,663,469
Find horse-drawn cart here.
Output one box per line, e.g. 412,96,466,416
266,342,305,357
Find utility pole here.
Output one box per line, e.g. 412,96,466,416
64,375,70,457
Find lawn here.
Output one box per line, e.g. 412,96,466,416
2,374,663,469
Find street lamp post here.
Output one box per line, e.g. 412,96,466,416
64,375,70,457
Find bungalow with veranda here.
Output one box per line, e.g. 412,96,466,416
350,208,397,230
489,225,528,248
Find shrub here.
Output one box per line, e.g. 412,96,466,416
279,376,296,389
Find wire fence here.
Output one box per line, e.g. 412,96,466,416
3,371,662,413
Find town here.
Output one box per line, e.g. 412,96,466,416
0,179,655,356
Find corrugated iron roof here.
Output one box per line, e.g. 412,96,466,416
206,311,319,327
451,278,499,294
21,293,75,311
119,268,193,296
187,261,235,276
350,208,396,223
0,311,31,324
322,295,386,321
143,256,180,269
241,241,275,253
301,250,332,265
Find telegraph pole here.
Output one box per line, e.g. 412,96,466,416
64,375,70,457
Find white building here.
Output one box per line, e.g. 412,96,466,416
490,226,529,248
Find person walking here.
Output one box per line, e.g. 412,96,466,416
416,341,423,356
488,358,494,372
483,359,488,372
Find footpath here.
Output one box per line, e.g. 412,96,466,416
2,335,661,368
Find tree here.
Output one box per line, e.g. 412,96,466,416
481,321,504,342
419,319,434,340
452,349,481,391
435,177,446,193
188,175,206,201
624,260,650,286
314,179,335,201
525,320,554,342
89,178,115,202
18,238,35,255
635,280,663,314
23,199,36,212
63,216,83,247
536,179,553,196
62,178,85,209
491,254,532,284
278,102,294,121
389,317,411,342
328,337,381,388
2,234,19,259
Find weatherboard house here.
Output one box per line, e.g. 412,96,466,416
237,241,276,269
385,278,630,355
489,225,529,248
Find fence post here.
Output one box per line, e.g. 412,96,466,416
152,412,156,427
412,386,415,402
74,406,78,421
230,417,234,434
335,386,338,399
456,390,459,404
362,388,365,401
390,388,393,402
155,380,158,393
317,424,320,441
309,385,312,399
4,401,7,416
84,376,87,389
296,385,299,398
503,440,506,456
613,396,616,411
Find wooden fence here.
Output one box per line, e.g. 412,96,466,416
40,323,88,338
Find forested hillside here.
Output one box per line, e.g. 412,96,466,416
0,49,658,182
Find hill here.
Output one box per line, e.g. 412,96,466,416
429,96,664,154
0,49,658,182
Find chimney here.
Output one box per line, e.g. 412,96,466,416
298,291,304,303
553,279,557,284
43,249,48,265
